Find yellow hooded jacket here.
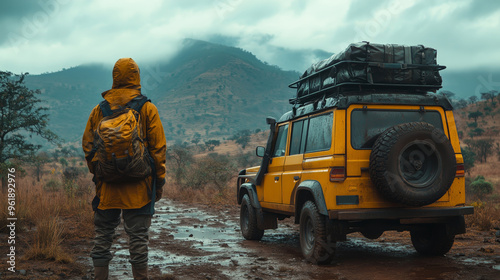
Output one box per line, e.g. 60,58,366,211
82,58,166,210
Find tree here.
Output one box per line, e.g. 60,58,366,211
481,90,497,103
166,144,193,184
205,139,220,151
191,132,201,146
480,92,492,102
30,151,50,182
461,146,475,175
59,157,68,167
468,95,478,104
0,71,58,191
472,127,484,137
468,111,483,124
231,129,252,149
484,106,492,117
465,139,494,163
454,99,468,109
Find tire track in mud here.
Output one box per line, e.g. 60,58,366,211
104,199,500,280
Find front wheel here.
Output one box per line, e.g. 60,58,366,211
410,224,455,256
240,194,264,240
299,201,336,264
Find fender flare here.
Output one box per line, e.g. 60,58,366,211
238,183,261,209
295,180,328,218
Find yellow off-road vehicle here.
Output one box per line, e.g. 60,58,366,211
236,43,474,264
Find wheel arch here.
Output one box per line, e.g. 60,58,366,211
294,180,328,224
238,183,261,209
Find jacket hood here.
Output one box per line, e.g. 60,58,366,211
112,58,141,90
101,58,142,107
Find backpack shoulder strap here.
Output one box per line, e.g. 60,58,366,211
99,100,114,117
98,95,151,117
127,95,151,113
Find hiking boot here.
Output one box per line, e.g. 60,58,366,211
94,266,109,280
132,264,149,280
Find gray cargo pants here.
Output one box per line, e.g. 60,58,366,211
91,208,152,267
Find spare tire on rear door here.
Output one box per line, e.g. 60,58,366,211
369,122,456,206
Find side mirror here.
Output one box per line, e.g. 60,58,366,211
256,146,266,157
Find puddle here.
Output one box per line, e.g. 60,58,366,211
346,237,411,253
106,200,260,279
91,199,500,279
459,257,495,266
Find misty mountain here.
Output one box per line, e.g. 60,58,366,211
22,39,499,145
24,39,299,143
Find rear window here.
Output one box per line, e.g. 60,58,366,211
351,109,444,149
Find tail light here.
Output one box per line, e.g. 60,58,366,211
456,163,465,177
330,167,345,182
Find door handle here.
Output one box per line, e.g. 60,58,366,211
294,176,300,181
275,176,279,181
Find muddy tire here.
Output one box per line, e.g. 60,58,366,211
299,201,335,264
369,122,456,206
410,224,455,256
240,194,264,240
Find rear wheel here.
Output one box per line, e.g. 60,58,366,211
240,194,264,240
410,224,455,256
299,201,335,264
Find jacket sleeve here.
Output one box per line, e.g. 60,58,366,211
144,102,167,186
82,105,102,174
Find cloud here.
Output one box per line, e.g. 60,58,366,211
0,0,499,74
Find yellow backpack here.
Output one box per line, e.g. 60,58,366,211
89,95,153,183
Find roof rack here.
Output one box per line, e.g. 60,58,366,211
288,60,446,105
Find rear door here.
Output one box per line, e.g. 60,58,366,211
346,105,450,205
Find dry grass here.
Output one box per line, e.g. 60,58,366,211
166,178,237,206
23,215,73,263
454,99,500,230
0,168,94,263
465,201,500,231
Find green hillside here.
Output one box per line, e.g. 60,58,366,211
24,39,299,144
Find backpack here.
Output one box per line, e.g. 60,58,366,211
88,95,153,183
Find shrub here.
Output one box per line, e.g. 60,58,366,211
44,179,61,192
466,202,500,231
23,216,72,263
184,153,235,192
62,167,82,197
469,175,493,198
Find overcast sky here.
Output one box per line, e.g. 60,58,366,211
1,0,499,74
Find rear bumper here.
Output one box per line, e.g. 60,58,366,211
328,206,474,220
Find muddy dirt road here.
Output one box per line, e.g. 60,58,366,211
100,199,499,280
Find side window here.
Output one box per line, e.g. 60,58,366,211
289,119,308,155
305,113,333,153
273,124,289,157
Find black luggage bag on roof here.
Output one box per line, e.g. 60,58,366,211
291,42,445,105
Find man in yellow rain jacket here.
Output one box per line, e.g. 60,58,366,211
82,58,166,280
